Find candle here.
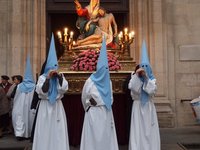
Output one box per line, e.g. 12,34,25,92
64,28,68,35
70,31,74,38
57,31,62,39
73,41,76,46
120,31,123,36
118,33,123,40
129,33,132,39
124,28,128,35
131,31,135,38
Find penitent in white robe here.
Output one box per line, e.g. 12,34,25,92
128,74,160,150
12,86,35,138
32,75,70,150
80,78,119,150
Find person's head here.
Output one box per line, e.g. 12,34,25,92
13,75,23,84
1,75,10,84
98,7,106,16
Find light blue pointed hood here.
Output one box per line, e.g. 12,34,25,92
139,40,155,105
44,33,58,75
140,40,155,80
90,37,112,110
18,55,35,93
43,33,58,104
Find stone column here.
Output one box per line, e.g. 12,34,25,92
0,0,12,75
130,0,174,127
0,0,46,79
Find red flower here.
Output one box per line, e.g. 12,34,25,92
70,49,121,71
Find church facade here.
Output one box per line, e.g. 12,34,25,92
0,0,200,128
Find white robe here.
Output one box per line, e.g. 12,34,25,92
80,78,119,150
128,74,160,150
32,75,70,150
12,86,35,138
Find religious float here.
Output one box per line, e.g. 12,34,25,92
57,0,135,95
55,0,136,145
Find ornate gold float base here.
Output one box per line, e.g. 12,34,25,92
59,71,133,95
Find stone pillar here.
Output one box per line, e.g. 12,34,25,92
130,0,175,127
0,0,12,75
0,0,46,79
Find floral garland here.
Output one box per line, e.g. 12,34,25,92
70,49,121,71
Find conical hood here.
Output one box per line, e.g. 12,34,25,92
18,54,35,93
90,37,112,110
140,40,154,80
139,40,155,105
140,40,150,64
44,33,58,75
43,33,58,104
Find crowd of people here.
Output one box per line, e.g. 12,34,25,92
0,75,23,138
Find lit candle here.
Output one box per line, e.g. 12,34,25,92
57,31,62,39
70,31,74,38
118,31,123,40
120,31,123,36
124,28,128,35
131,31,135,38
118,34,121,41
129,33,132,39
64,28,68,35
73,41,76,46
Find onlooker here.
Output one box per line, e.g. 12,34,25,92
7,75,23,106
0,75,12,93
6,75,23,134
0,75,12,135
0,86,10,137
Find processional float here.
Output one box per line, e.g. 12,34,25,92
57,0,136,94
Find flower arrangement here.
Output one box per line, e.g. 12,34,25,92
70,49,121,71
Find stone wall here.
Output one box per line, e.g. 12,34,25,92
131,0,200,127
165,0,200,127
